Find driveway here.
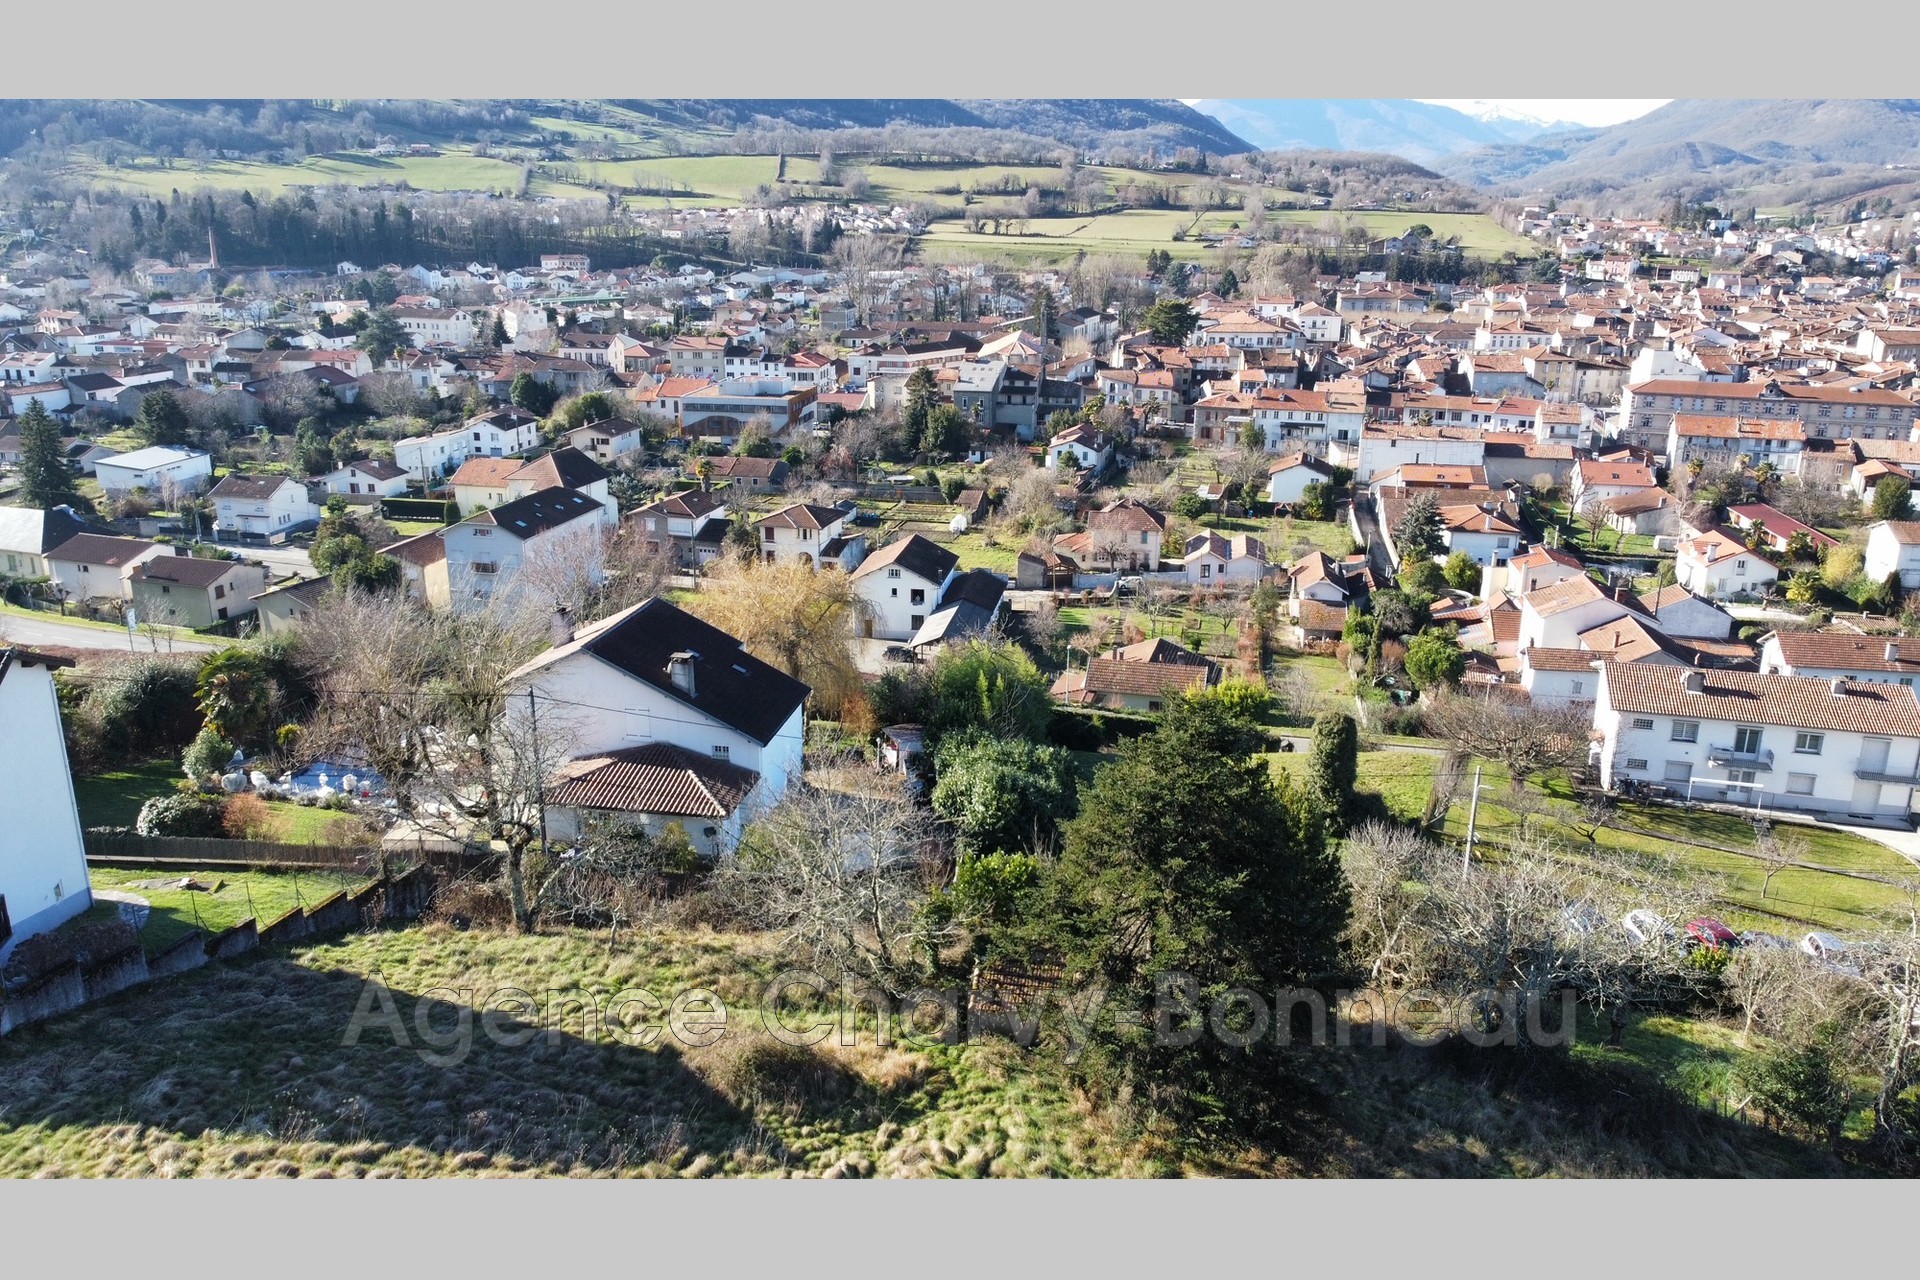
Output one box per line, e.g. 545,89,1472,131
0,612,219,654
1812,819,1920,868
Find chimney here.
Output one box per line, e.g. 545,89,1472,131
668,650,699,698
549,602,573,648
1888,641,1901,663
1831,676,1849,698
1682,670,1705,694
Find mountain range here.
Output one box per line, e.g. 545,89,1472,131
1187,99,1577,165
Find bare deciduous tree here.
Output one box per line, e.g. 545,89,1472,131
722,765,953,997
1422,689,1595,793
682,556,864,712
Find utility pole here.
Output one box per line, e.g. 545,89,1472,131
1462,764,1483,884
526,688,548,855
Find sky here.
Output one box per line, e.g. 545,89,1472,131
1416,99,1671,127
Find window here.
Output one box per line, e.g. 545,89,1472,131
887,568,900,579
471,561,498,575
909,589,925,605
1664,761,1693,784
763,526,775,541
1632,717,1655,731
1787,773,1816,795
1734,559,1747,576
1727,768,1758,787
1570,679,1585,696
1733,725,1764,755
1625,758,1649,771
712,745,730,760
910,615,924,629
1794,732,1824,755
1671,719,1699,742
213,584,225,599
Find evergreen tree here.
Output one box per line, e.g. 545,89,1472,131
355,307,408,366
1392,491,1444,563
15,400,77,510
134,388,193,448
1307,711,1358,832
1142,298,1197,346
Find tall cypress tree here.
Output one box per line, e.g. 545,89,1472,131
16,400,77,510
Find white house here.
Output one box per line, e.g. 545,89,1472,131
1594,662,1920,821
463,407,542,458
0,647,91,964
441,488,607,613
1760,631,1920,686
1177,531,1272,586
209,474,323,543
1438,502,1523,567
564,416,648,465
1865,520,1920,591
1517,574,1643,652
1265,452,1342,506
1674,528,1778,600
316,458,409,499
1044,423,1112,472
1637,585,1734,640
390,306,475,348
627,489,731,569
755,502,866,571
505,598,811,858
1570,456,1659,511
0,505,89,578
849,534,960,641
92,446,212,497
43,533,169,605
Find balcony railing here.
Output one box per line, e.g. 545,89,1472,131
1854,760,1920,784
1706,745,1774,771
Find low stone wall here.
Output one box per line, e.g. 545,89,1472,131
0,866,437,1037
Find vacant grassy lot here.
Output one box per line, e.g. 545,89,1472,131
1266,746,1442,825
0,914,1847,1177
73,759,182,829
74,150,598,200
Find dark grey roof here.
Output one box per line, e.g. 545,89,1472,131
941,568,1008,612
512,446,608,492
0,504,90,554
472,487,603,540
209,473,302,501
851,532,958,585
575,598,810,745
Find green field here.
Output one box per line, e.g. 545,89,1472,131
88,865,364,950
78,150,597,200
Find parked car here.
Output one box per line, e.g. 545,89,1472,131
1800,932,1863,976
1739,930,1793,951
881,645,916,664
1622,909,1673,946
1685,917,1739,950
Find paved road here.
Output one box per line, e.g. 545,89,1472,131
0,613,219,653
245,545,315,578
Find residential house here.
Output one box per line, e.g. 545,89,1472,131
1722,503,1839,557
564,416,648,466
1083,499,1166,572
1049,637,1220,713
1501,544,1587,596
1438,502,1524,567
1177,531,1272,586
1761,631,1920,688
0,647,91,964
1637,584,1735,640
441,489,607,613
1865,520,1920,591
1675,528,1778,600
849,534,960,641
92,446,211,498
384,530,451,609
1593,662,1920,820
43,533,168,605
1570,456,1659,511
909,569,1009,651
209,474,323,543
627,489,731,569
506,599,810,858
1265,452,1342,506
128,553,270,628
316,458,409,499
1850,459,1912,512
0,505,89,578
1044,423,1112,472
248,575,337,637
702,455,790,494
1665,415,1806,476
1600,488,1681,538
506,447,616,529
755,502,866,571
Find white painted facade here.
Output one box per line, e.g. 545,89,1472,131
0,654,92,962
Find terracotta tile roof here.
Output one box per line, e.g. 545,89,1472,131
1770,631,1920,675
1523,646,1600,672
451,457,522,488
1086,499,1166,534
757,502,845,532
547,742,760,819
1601,662,1920,736
1296,598,1347,633
44,533,157,567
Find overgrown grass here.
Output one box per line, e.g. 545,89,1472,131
0,917,1849,1177
1266,747,1442,824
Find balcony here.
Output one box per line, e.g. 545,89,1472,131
1854,760,1920,785
1706,745,1774,771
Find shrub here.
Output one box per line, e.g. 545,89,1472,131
426,878,514,929
135,792,229,838
222,792,279,841
85,657,200,762
700,1034,859,1112
182,727,239,782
